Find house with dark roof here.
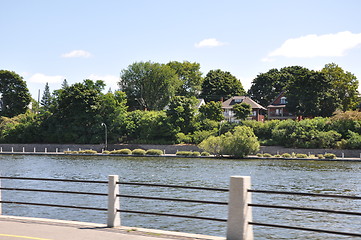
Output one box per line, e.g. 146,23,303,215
267,92,297,120
221,96,266,122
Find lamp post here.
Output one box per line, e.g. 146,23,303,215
101,123,108,150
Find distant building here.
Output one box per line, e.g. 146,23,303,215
221,96,266,122
267,92,297,120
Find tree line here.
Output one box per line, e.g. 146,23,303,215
0,61,360,150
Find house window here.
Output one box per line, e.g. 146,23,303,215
251,110,257,117
280,97,287,104
234,99,243,103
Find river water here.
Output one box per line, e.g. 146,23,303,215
1,155,361,239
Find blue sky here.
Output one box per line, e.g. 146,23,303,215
1,0,361,99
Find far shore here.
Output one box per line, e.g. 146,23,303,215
1,151,361,162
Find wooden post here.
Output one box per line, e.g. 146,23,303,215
226,176,253,240
107,175,120,227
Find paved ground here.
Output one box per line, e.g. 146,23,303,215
0,216,225,240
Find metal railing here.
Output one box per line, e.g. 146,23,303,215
117,181,228,222
243,186,361,239
1,175,361,239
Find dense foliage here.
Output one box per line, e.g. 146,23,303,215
1,62,361,151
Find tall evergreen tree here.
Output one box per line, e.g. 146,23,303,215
40,83,52,111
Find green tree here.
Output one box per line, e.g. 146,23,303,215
166,96,197,134
40,83,52,112
198,101,224,121
200,69,246,102
284,66,338,117
0,70,31,117
233,103,252,120
44,80,104,143
321,63,359,111
119,61,181,110
248,68,289,107
167,61,203,97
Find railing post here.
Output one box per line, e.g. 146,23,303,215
107,175,120,227
226,176,253,240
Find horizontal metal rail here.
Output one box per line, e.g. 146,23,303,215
118,209,227,222
0,187,107,196
249,203,361,216
249,189,361,200
0,176,107,184
118,194,228,205
0,200,107,212
118,181,229,192
249,221,361,237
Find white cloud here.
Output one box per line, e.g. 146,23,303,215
61,50,92,58
87,74,119,90
264,31,361,60
28,73,64,83
195,38,227,48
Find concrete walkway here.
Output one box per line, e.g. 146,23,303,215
0,216,225,240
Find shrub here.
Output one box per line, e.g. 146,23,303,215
175,132,192,144
64,151,78,154
281,153,291,158
78,150,97,154
103,150,111,154
346,131,361,149
262,153,272,158
192,151,201,157
296,153,308,158
256,153,263,157
146,149,163,155
176,151,193,156
111,149,132,155
274,154,281,158
199,126,259,158
132,149,146,155
201,151,210,156
324,153,336,159
317,154,324,159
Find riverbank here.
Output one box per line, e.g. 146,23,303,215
0,143,360,158
1,151,361,162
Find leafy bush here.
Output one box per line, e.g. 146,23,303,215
317,154,324,159
262,153,272,158
64,151,79,154
103,150,111,154
201,151,210,156
191,130,216,144
346,131,361,149
176,151,192,156
146,149,163,155
192,151,201,157
132,149,146,155
296,153,308,158
281,153,291,158
78,150,97,154
256,153,263,157
324,153,336,159
175,132,192,144
274,154,281,158
199,126,260,158
111,149,132,155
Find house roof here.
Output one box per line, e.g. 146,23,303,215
222,96,266,110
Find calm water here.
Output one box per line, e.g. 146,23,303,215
1,155,361,239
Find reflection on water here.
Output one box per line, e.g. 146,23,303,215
1,155,361,239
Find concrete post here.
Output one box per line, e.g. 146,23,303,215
23,147,25,153
34,147,36,153
56,148,58,153
226,176,253,240
107,175,120,227
45,148,47,153
11,147,13,153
